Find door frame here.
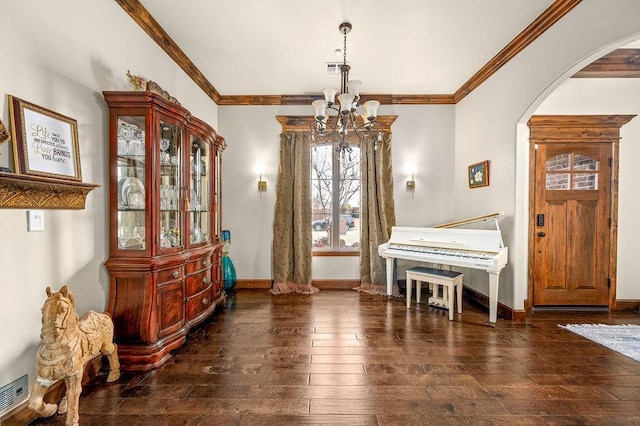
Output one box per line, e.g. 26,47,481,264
526,115,635,312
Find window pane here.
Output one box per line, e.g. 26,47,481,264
573,173,598,190
546,172,570,190
339,145,360,249
311,145,332,248
573,154,598,171
546,153,570,171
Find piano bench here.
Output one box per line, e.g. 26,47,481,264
405,267,463,321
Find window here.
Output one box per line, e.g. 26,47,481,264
311,142,360,252
545,152,599,191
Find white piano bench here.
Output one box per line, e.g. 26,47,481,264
405,266,463,321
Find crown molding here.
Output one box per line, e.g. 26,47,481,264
453,0,582,103
217,94,455,106
114,0,221,103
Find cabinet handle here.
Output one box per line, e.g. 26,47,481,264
202,298,209,305
202,277,209,284
202,260,209,267
171,270,180,278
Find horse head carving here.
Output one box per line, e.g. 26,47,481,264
40,286,77,343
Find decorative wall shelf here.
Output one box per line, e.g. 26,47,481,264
0,172,100,209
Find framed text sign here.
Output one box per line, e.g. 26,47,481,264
8,95,81,181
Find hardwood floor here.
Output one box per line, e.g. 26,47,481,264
25,289,640,425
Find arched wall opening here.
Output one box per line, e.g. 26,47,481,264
514,34,640,311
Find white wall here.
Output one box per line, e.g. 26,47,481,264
455,0,640,310
0,0,217,413
534,78,640,300
218,104,455,281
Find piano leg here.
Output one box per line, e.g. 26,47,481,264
385,257,395,296
488,270,500,325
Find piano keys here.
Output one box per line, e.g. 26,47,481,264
378,212,508,324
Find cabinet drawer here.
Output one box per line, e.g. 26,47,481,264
187,256,212,274
186,286,213,321
186,269,211,295
157,267,184,283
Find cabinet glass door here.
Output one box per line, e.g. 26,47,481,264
116,116,146,251
159,120,182,250
188,135,211,245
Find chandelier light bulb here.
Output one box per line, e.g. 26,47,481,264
363,100,380,121
322,88,337,105
347,80,362,98
338,93,355,113
312,100,328,120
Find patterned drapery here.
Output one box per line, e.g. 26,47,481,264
354,132,398,295
271,132,317,294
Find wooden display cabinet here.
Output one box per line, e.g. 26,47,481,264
103,91,225,371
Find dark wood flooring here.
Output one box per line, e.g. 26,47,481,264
24,289,640,425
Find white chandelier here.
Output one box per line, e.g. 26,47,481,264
311,22,381,157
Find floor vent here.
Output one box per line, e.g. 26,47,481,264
0,375,28,413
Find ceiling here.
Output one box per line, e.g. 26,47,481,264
124,0,637,104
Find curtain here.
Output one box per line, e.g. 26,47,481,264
354,132,398,295
271,132,317,295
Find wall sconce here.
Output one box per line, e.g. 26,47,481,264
406,178,415,190
406,163,417,197
256,164,267,198
258,176,267,192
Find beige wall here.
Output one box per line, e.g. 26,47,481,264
455,0,640,310
217,104,456,280
0,0,217,413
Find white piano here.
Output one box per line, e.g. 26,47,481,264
378,212,508,324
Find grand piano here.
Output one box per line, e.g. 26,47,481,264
378,212,508,324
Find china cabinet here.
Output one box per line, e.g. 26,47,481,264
103,91,225,371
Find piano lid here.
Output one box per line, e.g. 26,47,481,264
388,226,503,254
387,212,506,254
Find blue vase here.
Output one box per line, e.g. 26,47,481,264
222,253,236,292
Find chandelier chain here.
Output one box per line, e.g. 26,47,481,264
343,28,347,67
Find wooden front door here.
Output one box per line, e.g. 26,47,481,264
532,143,611,306
528,115,635,308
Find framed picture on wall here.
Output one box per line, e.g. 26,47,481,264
8,95,82,181
468,160,489,188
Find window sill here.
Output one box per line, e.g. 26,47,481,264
313,250,359,257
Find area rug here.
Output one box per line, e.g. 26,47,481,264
559,324,640,362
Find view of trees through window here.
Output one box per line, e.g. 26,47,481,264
311,143,360,251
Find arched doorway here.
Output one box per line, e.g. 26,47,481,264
516,38,640,313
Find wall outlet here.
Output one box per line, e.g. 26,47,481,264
27,210,45,231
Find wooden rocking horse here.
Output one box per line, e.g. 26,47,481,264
28,285,120,426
